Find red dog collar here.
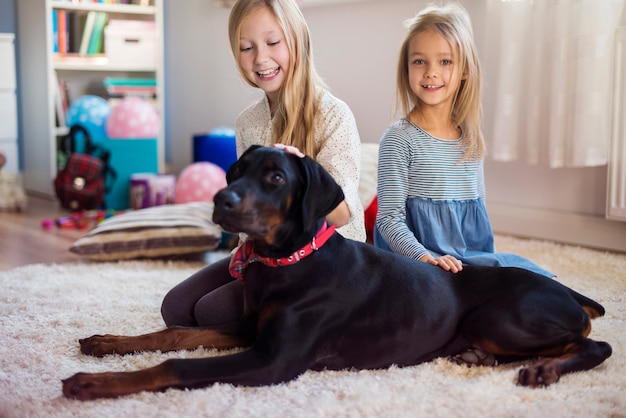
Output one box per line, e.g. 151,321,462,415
229,222,337,281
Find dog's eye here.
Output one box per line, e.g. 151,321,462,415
266,171,285,185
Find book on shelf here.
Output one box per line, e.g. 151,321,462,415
53,72,70,128
103,77,156,87
87,12,108,54
68,11,86,53
57,10,68,55
106,86,156,97
52,9,59,53
54,10,90,56
78,10,97,55
103,77,157,98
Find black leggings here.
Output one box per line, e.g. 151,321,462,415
160,257,244,327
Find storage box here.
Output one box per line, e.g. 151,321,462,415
105,20,157,68
93,138,159,210
130,173,175,210
193,127,237,173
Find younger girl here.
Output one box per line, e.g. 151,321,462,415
374,3,553,278
161,0,366,328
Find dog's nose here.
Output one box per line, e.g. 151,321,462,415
214,189,241,212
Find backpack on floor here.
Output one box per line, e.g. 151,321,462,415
53,125,115,211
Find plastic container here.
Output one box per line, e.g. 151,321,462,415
193,127,237,173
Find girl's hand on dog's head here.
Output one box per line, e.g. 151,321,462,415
273,143,305,158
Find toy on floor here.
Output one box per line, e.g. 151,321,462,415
41,209,122,230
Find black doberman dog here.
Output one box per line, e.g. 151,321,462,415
62,145,611,400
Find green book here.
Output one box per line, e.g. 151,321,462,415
78,11,96,55
87,12,108,55
103,77,157,87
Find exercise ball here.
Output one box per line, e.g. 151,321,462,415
106,97,160,139
66,95,111,140
174,162,227,204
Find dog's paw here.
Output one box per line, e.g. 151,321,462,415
452,348,497,367
79,334,127,357
517,361,560,387
62,372,119,400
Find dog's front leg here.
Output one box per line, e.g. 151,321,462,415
63,348,308,401
79,326,248,357
62,360,182,400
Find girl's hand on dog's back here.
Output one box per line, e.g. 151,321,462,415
420,254,463,273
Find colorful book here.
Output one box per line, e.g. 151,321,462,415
52,9,59,53
79,11,97,55
53,71,67,128
103,77,157,87
106,86,157,97
87,12,108,54
57,10,68,55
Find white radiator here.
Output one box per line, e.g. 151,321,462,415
607,27,626,221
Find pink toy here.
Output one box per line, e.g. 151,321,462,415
105,97,160,139
174,162,227,204
41,219,54,229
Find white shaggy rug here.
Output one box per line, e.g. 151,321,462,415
1,236,625,418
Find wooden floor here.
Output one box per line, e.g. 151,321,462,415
0,195,86,271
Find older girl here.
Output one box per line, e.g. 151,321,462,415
161,0,365,328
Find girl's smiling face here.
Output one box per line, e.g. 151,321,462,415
238,6,290,106
407,28,465,111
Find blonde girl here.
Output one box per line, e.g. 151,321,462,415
161,0,365,328
374,3,553,278
228,0,364,241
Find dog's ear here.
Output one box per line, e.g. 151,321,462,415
226,145,262,184
297,155,345,230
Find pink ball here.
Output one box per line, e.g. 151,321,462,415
175,162,227,204
105,97,160,139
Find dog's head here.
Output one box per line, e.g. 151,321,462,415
212,145,344,256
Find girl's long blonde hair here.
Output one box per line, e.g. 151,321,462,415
397,2,485,160
228,0,326,158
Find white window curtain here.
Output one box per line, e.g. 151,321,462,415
479,0,625,168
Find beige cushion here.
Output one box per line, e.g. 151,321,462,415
70,202,222,261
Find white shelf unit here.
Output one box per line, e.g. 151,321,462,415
0,33,18,175
16,0,165,197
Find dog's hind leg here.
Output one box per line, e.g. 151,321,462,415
456,293,612,386
516,336,612,387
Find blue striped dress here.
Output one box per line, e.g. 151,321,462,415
374,118,553,278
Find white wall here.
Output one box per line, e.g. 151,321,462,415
164,0,626,252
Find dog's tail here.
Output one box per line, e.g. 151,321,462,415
568,288,606,319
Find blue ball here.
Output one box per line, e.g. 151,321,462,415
66,95,111,140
